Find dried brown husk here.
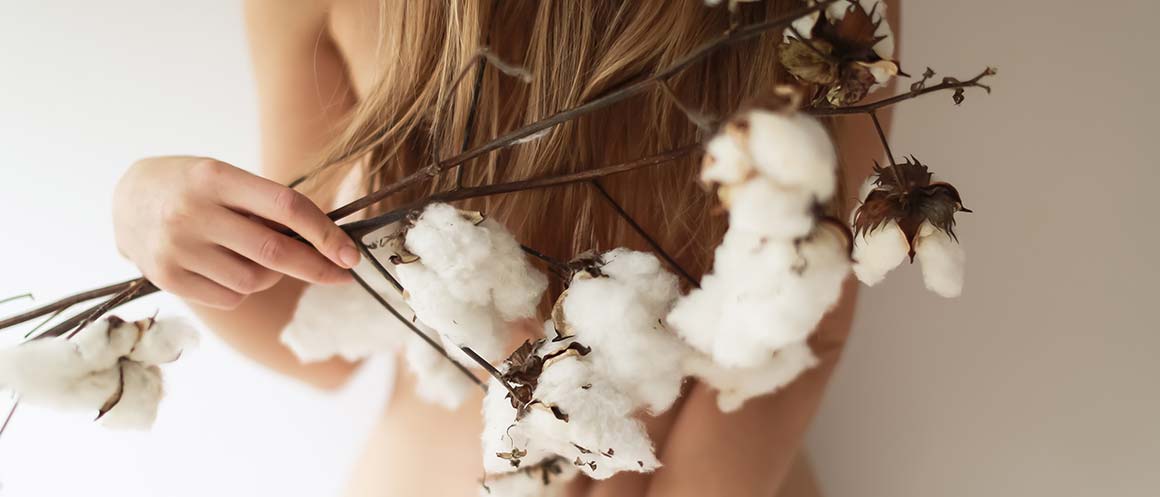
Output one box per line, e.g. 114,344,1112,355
852,157,970,258
780,1,902,107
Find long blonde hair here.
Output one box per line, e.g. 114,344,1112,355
312,0,802,290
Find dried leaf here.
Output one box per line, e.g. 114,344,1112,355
778,38,838,85
95,361,127,421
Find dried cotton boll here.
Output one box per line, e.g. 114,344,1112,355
280,274,407,363
560,249,689,413
851,220,909,286
404,326,476,410
128,318,198,365
482,342,660,480
99,360,164,430
914,221,966,298
684,341,818,413
0,338,121,411
72,318,141,369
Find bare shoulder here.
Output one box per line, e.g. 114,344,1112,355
243,0,332,39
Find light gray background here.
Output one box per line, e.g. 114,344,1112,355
0,1,1156,496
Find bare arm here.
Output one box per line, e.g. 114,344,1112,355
174,0,359,389
104,4,363,387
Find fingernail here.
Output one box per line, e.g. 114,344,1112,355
338,244,361,268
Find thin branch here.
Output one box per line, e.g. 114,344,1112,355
589,180,700,288
341,146,697,237
457,345,519,401
347,266,486,391
868,110,907,190
0,278,138,330
33,281,158,340
65,280,152,339
806,67,996,116
520,244,569,279
356,243,404,293
0,293,33,306
324,0,838,222
0,395,17,444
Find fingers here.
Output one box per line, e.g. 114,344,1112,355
209,207,353,285
150,266,245,310
211,165,360,269
182,245,283,295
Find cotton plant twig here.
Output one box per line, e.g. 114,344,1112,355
868,110,908,189
0,293,33,306
340,145,698,236
806,66,997,116
323,0,842,222
589,180,701,288
346,263,487,390
0,394,17,442
0,278,138,329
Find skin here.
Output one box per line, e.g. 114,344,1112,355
112,0,898,495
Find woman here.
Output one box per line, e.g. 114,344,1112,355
112,0,894,495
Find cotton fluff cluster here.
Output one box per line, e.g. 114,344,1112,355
665,107,847,410
280,267,406,363
850,175,967,298
683,341,817,413
396,203,548,363
786,0,897,87
281,255,476,409
404,322,479,409
482,336,660,482
0,317,197,429
558,249,689,414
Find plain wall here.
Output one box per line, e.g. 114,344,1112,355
0,1,1155,496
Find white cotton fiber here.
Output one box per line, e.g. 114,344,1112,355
700,132,754,186
398,203,548,363
914,221,966,298
129,318,198,365
685,340,818,412
0,338,121,411
724,178,817,241
99,360,163,430
281,270,407,363
668,224,849,369
560,249,689,413
745,110,837,201
404,325,477,410
0,316,192,429
852,220,909,286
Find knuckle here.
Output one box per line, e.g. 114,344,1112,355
257,236,284,265
161,197,195,227
273,187,304,219
231,267,260,294
188,158,226,186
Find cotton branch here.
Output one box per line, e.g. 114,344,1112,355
806,66,997,116
324,0,840,222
